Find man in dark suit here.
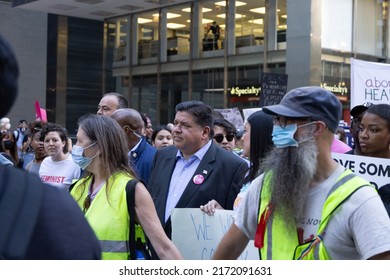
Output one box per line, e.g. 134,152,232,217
147,101,248,240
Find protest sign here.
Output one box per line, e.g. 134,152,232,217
171,208,259,260
259,72,288,107
332,152,390,190
214,107,244,131
242,108,262,121
350,58,390,108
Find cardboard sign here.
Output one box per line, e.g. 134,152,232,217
171,208,259,260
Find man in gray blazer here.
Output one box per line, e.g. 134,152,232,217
147,101,248,240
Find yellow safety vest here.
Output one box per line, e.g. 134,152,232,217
70,172,133,260
255,169,372,260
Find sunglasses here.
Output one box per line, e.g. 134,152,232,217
214,134,235,143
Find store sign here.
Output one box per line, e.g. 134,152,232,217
230,86,260,97
321,83,348,95
321,83,349,102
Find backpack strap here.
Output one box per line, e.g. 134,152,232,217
0,166,44,259
126,179,138,260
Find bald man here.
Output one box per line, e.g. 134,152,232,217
111,108,157,184
97,92,128,116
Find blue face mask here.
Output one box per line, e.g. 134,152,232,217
272,124,299,148
71,142,97,170
272,122,316,148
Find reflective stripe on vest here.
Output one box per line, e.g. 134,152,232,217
70,172,133,260
256,169,372,260
100,240,128,253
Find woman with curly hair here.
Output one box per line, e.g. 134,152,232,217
39,122,80,190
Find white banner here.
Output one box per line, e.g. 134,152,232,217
350,58,390,108
171,208,259,260
331,152,390,190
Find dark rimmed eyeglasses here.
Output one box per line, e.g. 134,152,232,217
272,115,290,128
273,115,314,129
214,134,235,143
83,194,91,213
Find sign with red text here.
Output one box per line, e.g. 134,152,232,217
350,58,390,108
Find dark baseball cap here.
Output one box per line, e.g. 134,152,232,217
262,86,342,133
350,102,374,118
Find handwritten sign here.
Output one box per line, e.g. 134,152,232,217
259,73,288,107
214,107,244,131
171,208,259,260
332,153,390,190
242,108,262,121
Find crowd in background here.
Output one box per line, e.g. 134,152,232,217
1,34,390,260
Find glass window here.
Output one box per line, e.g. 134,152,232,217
322,0,387,57
201,1,225,52
235,1,262,47
113,17,129,62
166,5,191,57
137,11,159,60
322,0,353,52
355,0,385,57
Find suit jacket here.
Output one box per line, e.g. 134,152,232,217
129,137,157,185
148,142,248,239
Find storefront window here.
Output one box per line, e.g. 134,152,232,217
132,75,158,125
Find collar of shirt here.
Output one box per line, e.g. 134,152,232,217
130,138,142,153
175,140,212,163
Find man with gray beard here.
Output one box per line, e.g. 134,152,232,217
212,86,390,260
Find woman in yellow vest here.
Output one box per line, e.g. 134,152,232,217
70,114,182,260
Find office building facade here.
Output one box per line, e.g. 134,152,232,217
11,0,390,128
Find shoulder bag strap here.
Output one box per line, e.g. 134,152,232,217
126,179,138,260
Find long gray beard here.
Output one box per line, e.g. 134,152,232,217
261,137,318,227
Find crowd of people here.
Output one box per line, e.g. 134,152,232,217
1,34,390,260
